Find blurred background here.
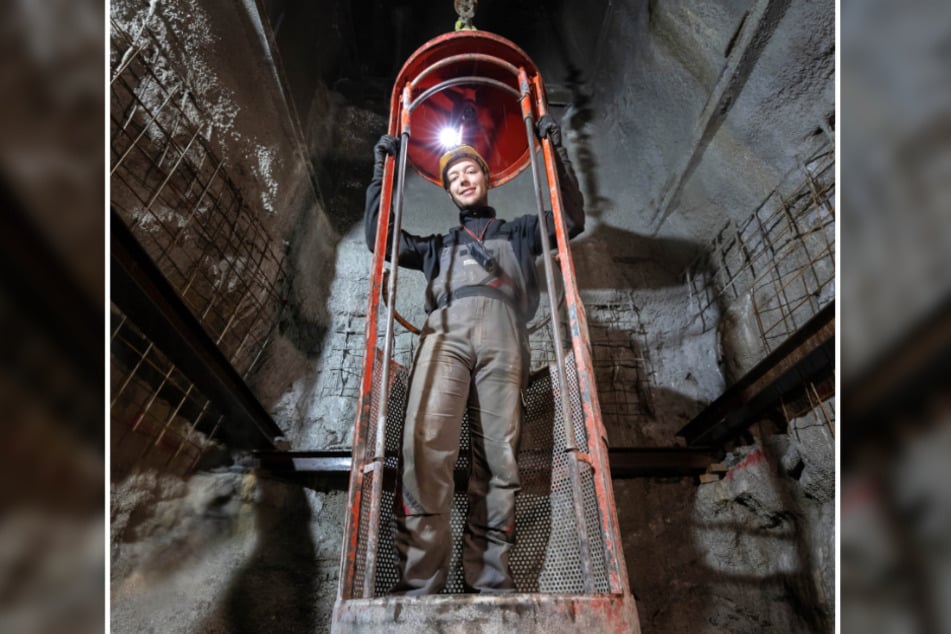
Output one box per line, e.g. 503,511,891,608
0,1,104,633
1,0,950,631
841,0,951,632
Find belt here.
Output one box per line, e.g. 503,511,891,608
434,285,516,311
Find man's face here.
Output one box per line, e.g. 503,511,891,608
445,157,488,208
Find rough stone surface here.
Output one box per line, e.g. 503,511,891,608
615,417,834,632
111,469,346,634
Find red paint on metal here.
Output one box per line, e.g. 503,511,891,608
841,478,879,513
533,73,631,595
338,139,396,599
334,595,639,633
389,31,539,187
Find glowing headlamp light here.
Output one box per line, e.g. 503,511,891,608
438,126,462,149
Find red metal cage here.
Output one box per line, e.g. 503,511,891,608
335,28,641,634
389,30,542,187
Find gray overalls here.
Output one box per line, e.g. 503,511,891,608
396,226,530,594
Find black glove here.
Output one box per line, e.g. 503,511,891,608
374,134,400,164
536,114,562,146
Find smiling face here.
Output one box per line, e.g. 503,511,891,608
445,157,489,208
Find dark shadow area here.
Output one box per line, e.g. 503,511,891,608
0,180,104,633
319,153,380,236
201,477,320,634
553,60,611,223
647,385,710,431
840,302,951,632
275,211,331,359
1,176,104,454
755,431,833,632
612,477,709,632
577,221,709,290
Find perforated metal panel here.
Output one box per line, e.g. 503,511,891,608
351,349,610,596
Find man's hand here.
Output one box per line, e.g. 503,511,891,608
536,114,562,146
374,134,400,164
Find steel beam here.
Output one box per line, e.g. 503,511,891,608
1,176,103,446
843,296,951,462
111,210,283,450
651,0,793,233
678,301,834,447
253,447,721,480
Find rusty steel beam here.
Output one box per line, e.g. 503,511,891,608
678,301,834,447
111,211,283,450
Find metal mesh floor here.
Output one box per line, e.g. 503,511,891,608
352,350,609,597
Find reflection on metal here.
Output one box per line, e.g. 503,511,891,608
384,32,541,187
336,29,639,633
688,147,835,357
110,19,288,474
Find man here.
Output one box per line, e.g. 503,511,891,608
365,115,585,595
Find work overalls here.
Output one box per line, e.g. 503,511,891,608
395,226,531,595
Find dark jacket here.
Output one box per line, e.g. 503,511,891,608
365,144,585,321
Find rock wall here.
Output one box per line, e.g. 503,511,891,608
111,469,346,633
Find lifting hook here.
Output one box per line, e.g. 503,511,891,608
454,0,477,31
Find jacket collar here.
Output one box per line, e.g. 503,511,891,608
458,206,496,223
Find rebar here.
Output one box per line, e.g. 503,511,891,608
688,147,835,360
111,309,222,477
110,18,287,476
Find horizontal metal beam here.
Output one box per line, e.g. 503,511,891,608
253,451,353,474
1,176,104,448
252,447,722,480
843,296,951,462
678,301,835,447
111,210,283,450
607,446,722,477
